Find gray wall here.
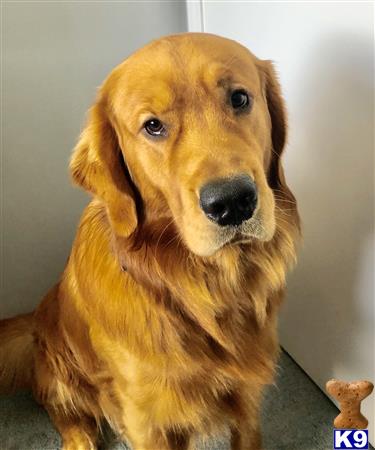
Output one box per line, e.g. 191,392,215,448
2,2,187,317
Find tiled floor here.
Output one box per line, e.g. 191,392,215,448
0,351,369,450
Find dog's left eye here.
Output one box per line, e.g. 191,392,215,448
230,90,250,110
144,118,167,137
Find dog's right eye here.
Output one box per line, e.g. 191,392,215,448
144,118,167,137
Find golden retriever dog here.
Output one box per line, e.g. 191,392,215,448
0,33,300,450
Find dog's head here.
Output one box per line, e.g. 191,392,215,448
71,33,293,257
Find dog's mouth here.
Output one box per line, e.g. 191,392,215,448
180,201,275,257
216,209,272,248
228,233,253,246
219,229,257,250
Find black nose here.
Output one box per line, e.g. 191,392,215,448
199,175,257,226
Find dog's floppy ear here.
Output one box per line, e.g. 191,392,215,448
70,97,138,238
260,61,289,191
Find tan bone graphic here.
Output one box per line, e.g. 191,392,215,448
326,379,374,429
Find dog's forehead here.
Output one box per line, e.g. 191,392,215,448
116,33,259,87
107,34,262,119
128,33,259,82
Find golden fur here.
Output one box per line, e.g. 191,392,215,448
0,33,300,450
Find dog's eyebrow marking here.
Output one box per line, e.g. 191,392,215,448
130,85,176,118
217,77,232,88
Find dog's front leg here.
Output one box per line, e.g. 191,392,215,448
124,427,191,450
230,419,263,450
228,388,264,450
46,407,98,450
123,413,191,450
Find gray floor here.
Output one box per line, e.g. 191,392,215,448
0,351,361,450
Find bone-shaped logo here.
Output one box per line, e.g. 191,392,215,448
326,379,374,429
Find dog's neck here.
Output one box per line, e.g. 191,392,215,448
111,205,299,358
